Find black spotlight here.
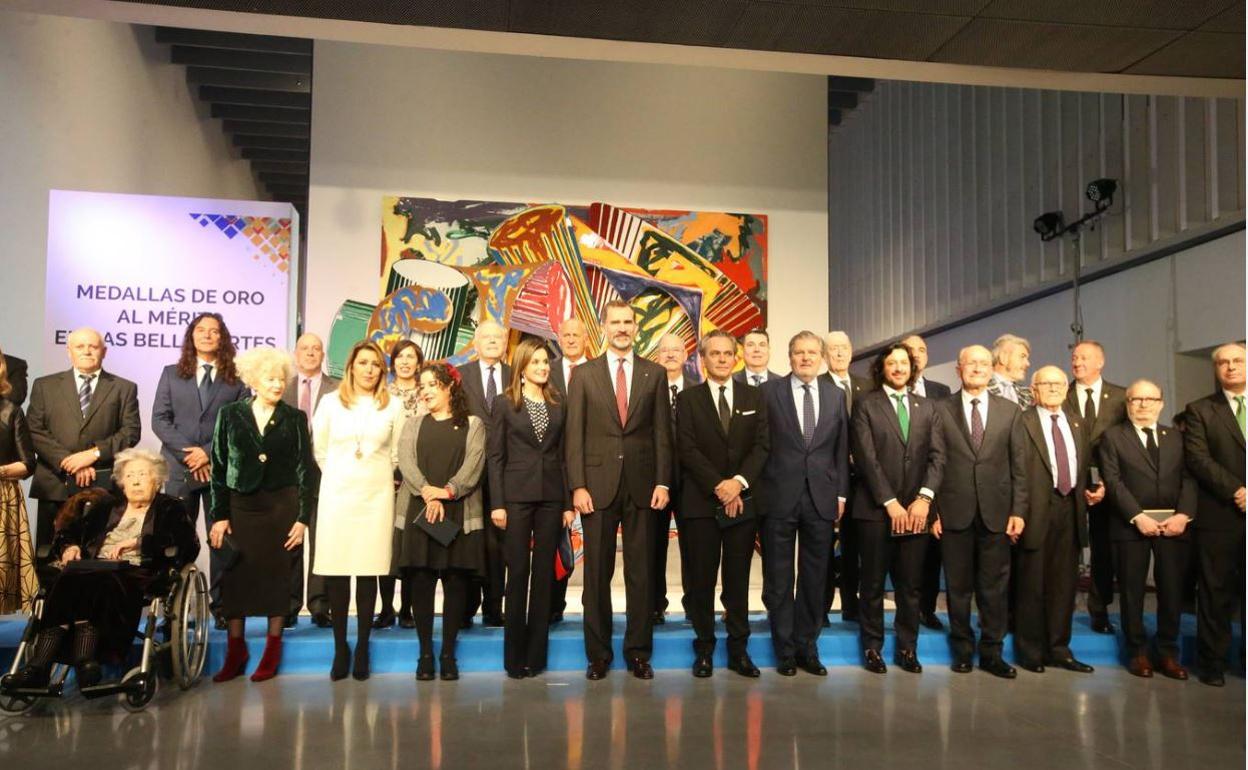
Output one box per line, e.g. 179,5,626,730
1033,211,1065,241
1085,178,1117,207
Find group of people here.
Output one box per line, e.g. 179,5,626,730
0,306,1242,689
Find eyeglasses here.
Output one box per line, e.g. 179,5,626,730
1126,397,1162,405
1032,382,1066,389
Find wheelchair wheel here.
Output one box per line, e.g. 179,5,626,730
170,565,209,690
120,667,157,713
0,690,36,715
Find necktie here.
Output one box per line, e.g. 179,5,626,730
836,377,852,414
1236,395,1246,437
893,393,909,443
751,374,762,387
801,384,815,446
718,385,731,433
1051,414,1072,495
1143,427,1160,468
198,363,213,409
299,378,313,425
78,374,95,416
969,398,984,451
485,365,497,414
1083,387,1096,423
615,358,629,426
670,384,679,410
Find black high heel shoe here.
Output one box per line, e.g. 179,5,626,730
330,644,350,681
439,656,459,681
416,655,435,681
352,646,371,681
398,610,416,629
371,609,396,630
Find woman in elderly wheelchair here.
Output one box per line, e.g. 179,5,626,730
0,448,207,711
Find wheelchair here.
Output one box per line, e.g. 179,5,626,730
0,554,210,714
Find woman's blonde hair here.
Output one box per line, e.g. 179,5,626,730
338,340,390,409
235,346,293,390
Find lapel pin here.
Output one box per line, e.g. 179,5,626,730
259,453,268,463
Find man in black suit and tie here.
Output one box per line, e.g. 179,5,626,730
284,332,341,627
1066,339,1128,635
26,328,141,555
457,319,512,628
1183,342,1247,687
676,330,769,678
733,329,781,388
1012,365,1100,674
3,354,27,406
902,333,952,632
851,342,945,675
932,344,1026,678
548,317,589,623
654,332,690,625
820,330,871,625
152,314,248,623
759,331,848,676
566,300,672,680
1100,379,1198,680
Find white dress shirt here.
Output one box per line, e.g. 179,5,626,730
477,359,505,397
960,389,988,434
197,359,216,387
791,375,819,434
73,367,101,401
743,368,770,387
1133,421,1160,449
911,376,928,398
608,350,635,402
1037,406,1078,491
707,377,749,489
882,384,935,504
562,356,587,388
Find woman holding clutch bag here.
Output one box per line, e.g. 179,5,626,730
394,362,486,682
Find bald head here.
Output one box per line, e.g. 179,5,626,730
1030,365,1069,409
825,331,852,376
294,333,325,377
67,327,106,373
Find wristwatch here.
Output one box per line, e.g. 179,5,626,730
916,493,933,503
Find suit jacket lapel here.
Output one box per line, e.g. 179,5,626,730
945,396,974,454
1212,397,1246,449
82,372,114,427
624,357,649,427
1023,409,1054,480
812,378,835,445
879,393,905,445
1125,425,1157,470
700,383,730,441
61,371,86,427
779,376,803,440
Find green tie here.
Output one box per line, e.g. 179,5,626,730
1236,395,1246,437
893,393,909,442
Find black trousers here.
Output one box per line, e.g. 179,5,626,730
858,519,927,653
828,514,858,617
581,484,655,664
1012,493,1079,666
762,488,834,661
409,568,470,659
941,515,1011,663
168,486,234,614
551,571,571,617
1085,502,1116,618
1195,526,1245,674
653,504,689,615
920,536,943,615
1116,535,1192,660
503,500,562,672
303,500,329,615
35,499,59,557
683,515,756,657
465,483,506,621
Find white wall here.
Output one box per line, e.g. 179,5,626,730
919,230,1246,421
0,11,259,370
305,42,828,373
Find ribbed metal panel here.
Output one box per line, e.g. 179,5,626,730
828,80,1246,348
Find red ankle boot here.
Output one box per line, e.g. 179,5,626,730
249,635,283,682
213,636,250,683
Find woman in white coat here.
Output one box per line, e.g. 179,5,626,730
312,340,403,681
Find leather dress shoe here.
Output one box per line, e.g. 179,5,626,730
1126,655,1153,678
75,661,103,688
416,655,436,681
796,655,827,676
626,659,654,680
483,613,505,628
284,614,299,629
1089,615,1115,635
1051,657,1094,674
863,649,887,674
692,653,713,678
398,611,416,629
549,612,564,624
894,649,922,674
586,661,609,680
371,609,396,629
1156,657,1188,681
652,611,666,626
727,655,760,678
979,658,1017,679
776,658,797,676
5,665,50,689
506,668,529,680
950,659,973,674
461,615,475,629
312,611,332,629
1198,669,1226,687
841,609,859,624
919,612,944,631
1018,660,1045,674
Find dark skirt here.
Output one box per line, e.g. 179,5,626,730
220,486,298,619
41,565,158,663
394,498,485,576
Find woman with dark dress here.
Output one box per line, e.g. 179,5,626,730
0,450,199,689
0,349,37,613
209,347,314,683
374,339,425,631
395,363,486,681
487,338,574,678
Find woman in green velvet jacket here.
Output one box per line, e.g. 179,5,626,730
208,346,314,684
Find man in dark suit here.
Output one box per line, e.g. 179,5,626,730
676,330,769,678
903,333,952,631
932,344,1026,679
3,354,27,407
1183,342,1247,687
820,330,872,625
759,331,849,676
457,319,512,628
565,300,672,680
284,332,340,627
653,332,690,625
1100,379,1197,679
1011,365,1099,674
548,317,589,623
733,328,781,388
1066,339,1128,635
26,328,141,555
851,342,945,675
152,314,248,622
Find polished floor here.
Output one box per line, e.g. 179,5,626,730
1,665,1241,770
